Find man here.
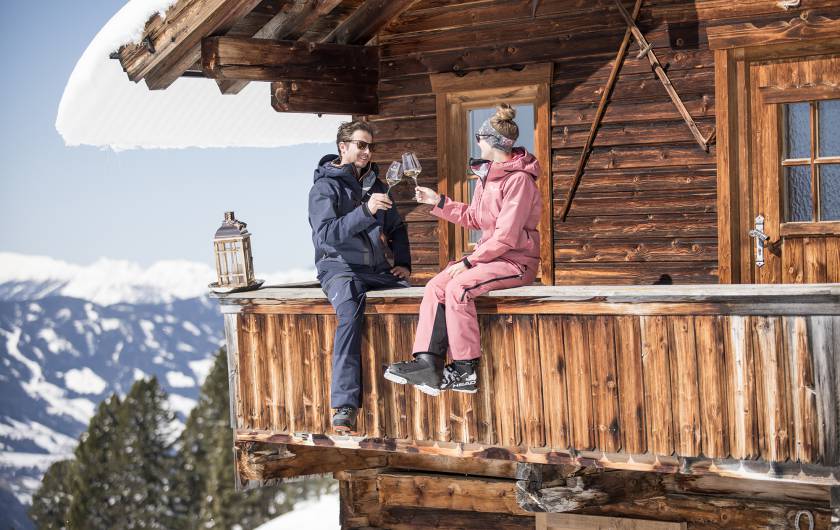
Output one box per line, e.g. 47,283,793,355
308,120,411,433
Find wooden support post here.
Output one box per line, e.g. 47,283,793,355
613,0,714,152
558,0,643,222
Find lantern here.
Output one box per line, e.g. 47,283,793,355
210,211,262,292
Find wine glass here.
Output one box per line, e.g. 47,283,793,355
401,152,422,186
385,161,403,195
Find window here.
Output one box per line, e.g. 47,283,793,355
429,64,553,284
463,104,535,253
782,99,840,222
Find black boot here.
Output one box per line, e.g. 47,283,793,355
384,352,445,396
440,359,479,393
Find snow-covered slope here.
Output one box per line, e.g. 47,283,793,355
0,252,316,305
0,253,317,528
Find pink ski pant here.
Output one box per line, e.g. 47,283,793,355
412,260,536,360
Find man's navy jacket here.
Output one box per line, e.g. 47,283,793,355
308,154,411,284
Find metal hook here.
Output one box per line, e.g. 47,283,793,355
794,510,814,530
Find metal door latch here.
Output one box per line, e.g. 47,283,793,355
749,215,771,268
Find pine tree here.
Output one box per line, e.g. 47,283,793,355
117,377,178,529
29,459,75,529
66,394,126,529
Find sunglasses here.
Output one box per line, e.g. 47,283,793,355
475,133,492,144
346,140,376,151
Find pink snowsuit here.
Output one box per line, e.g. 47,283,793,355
412,148,542,360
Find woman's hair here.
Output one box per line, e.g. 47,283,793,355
489,103,519,142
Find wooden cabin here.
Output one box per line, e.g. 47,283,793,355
118,1,840,527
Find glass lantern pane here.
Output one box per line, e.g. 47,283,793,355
818,100,840,157
785,165,813,222
819,164,840,221
784,102,810,160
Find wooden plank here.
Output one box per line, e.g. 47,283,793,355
554,238,717,263
361,315,386,438
492,315,521,447
271,79,378,115
513,315,546,448
707,12,840,49
614,316,646,454
804,237,828,283
715,48,739,283
383,314,408,439
324,0,420,45
202,36,379,83
319,314,336,431
694,316,728,459
809,316,840,466
382,506,534,530
377,472,528,516
552,94,714,128
264,315,287,432
280,314,305,434
640,315,674,456
254,315,273,431
537,513,686,530
297,314,318,433
564,316,594,451
668,316,702,457
827,238,840,282
238,313,260,429
784,317,819,463
588,316,621,453
724,316,758,459
552,145,715,172
782,237,805,283
538,315,571,449
751,316,792,461
476,315,497,445
223,313,243,429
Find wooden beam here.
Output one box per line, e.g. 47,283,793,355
323,0,420,45
202,36,379,83
217,0,344,95
235,442,388,482
707,13,840,50
271,79,378,115
557,0,643,222
118,0,263,90
536,514,686,530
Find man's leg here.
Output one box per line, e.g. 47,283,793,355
323,276,367,412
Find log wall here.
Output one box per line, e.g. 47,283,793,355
369,0,840,284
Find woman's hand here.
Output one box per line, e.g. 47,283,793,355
414,186,440,205
445,261,467,278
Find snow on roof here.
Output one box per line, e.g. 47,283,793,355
253,493,339,530
56,0,347,151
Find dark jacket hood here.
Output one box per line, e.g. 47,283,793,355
314,154,378,185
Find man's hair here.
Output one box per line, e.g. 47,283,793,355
336,120,374,152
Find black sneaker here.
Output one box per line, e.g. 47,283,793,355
383,352,445,396
332,406,357,434
440,360,479,393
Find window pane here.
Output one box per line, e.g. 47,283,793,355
784,102,810,159
820,164,840,221
818,100,840,157
785,165,813,222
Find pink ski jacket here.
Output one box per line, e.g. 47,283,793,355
431,147,542,271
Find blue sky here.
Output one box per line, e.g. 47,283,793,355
0,1,332,271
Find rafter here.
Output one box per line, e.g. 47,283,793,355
118,0,263,90
323,0,419,45
216,0,344,95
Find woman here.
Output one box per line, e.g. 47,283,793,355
384,104,542,395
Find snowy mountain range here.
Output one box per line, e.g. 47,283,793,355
0,253,316,529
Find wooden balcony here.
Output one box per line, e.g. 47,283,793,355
215,284,840,486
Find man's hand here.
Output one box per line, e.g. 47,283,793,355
367,193,393,215
414,186,440,205
391,266,410,280
445,261,467,278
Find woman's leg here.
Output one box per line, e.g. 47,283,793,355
411,268,452,355
443,261,535,360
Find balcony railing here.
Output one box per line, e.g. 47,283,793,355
215,283,840,484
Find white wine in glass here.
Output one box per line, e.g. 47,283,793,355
385,161,403,194
401,152,422,186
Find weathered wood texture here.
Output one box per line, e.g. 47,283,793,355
228,290,840,469
334,466,834,530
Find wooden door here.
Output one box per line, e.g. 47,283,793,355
745,53,840,284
